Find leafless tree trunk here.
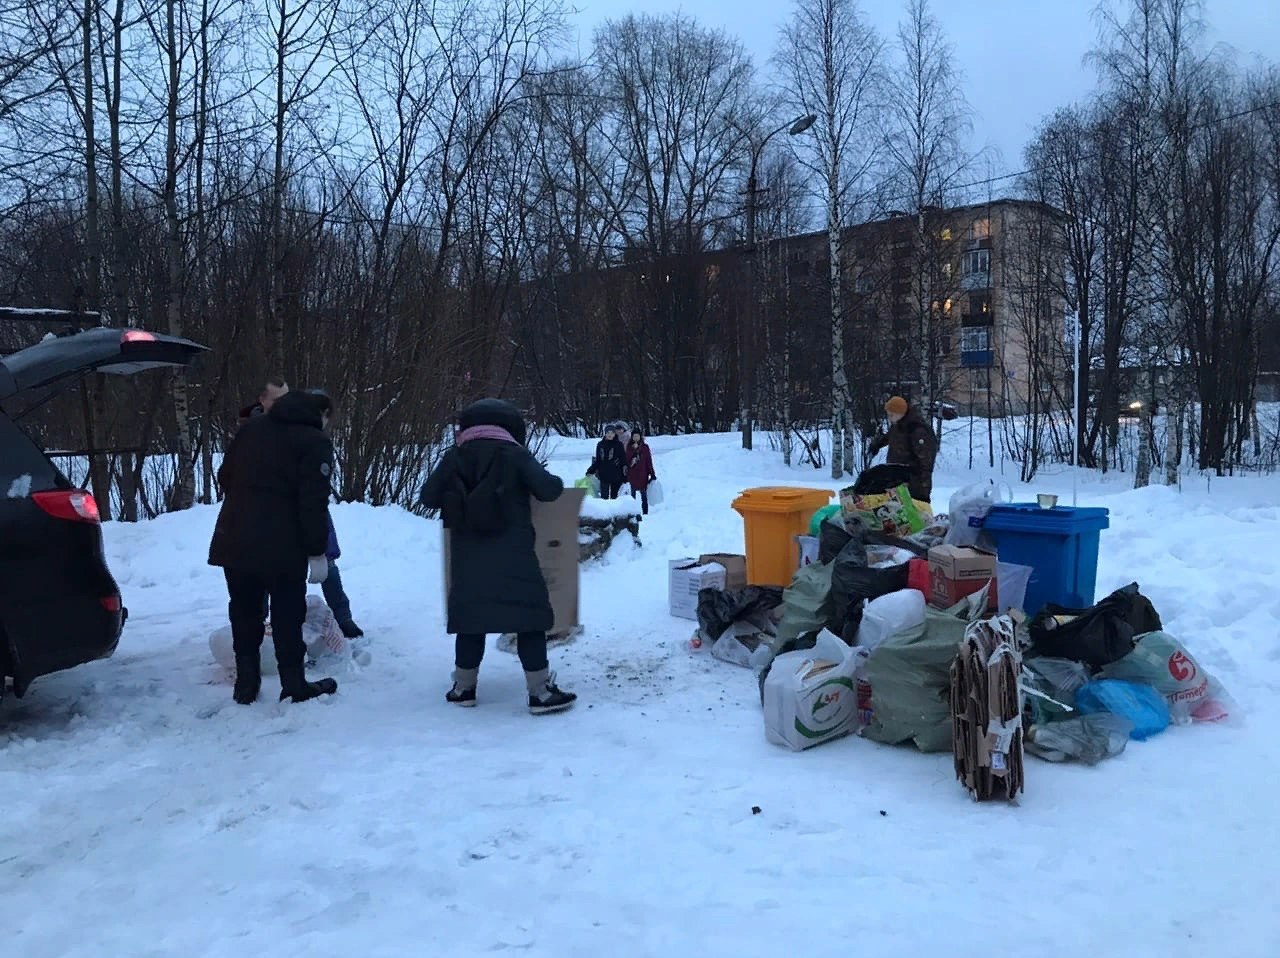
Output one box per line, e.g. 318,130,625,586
884,0,973,429
776,0,882,479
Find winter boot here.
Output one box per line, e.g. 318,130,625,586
233,655,261,706
339,620,364,639
278,665,338,704
526,670,577,715
447,668,478,707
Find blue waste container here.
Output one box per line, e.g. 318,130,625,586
983,504,1109,616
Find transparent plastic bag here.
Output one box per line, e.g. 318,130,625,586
944,479,1010,547
1027,714,1135,765
1025,657,1092,704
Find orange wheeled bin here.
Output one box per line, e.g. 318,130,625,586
731,487,834,587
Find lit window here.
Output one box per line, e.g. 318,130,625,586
942,262,953,279
970,218,990,239
944,298,953,313
941,227,952,241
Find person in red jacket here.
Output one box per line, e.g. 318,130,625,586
625,429,657,514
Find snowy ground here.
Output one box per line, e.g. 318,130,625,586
3,433,1280,957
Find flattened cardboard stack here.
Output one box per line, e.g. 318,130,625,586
951,615,1025,802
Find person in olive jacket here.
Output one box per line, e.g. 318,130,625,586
209,389,339,705
420,398,577,714
867,396,938,503
586,425,627,499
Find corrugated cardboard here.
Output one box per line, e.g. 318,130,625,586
951,616,1025,802
928,545,997,609
444,487,587,635
670,559,728,620
697,553,747,591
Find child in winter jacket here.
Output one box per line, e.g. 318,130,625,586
586,426,627,499
625,429,657,514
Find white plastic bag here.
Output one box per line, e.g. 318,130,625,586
1099,631,1234,724
763,629,866,750
855,589,926,653
944,480,1010,547
647,480,664,507
209,596,352,674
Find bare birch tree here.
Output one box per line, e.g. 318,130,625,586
775,0,882,478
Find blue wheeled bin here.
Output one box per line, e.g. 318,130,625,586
983,504,1109,617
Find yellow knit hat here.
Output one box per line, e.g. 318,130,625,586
885,396,909,417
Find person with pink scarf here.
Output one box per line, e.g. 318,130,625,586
420,398,577,714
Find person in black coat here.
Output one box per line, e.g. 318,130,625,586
420,398,577,714
209,389,339,705
586,425,627,499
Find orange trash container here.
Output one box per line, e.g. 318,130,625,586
731,487,834,587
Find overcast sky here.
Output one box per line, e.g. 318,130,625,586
569,0,1279,176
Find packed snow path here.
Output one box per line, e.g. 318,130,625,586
4,433,1279,957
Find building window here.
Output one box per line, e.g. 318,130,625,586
970,218,990,240
855,275,874,293
964,249,991,276
941,227,952,242
961,327,991,352
970,293,992,315
942,262,953,280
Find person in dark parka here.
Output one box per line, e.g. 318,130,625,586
238,381,363,639
867,396,938,504
209,389,339,705
420,398,577,714
586,425,627,499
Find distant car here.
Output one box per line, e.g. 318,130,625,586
0,326,206,702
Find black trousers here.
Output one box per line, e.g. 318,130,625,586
224,569,307,672
600,478,622,500
631,486,649,515
456,632,548,673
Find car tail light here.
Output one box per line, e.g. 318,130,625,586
32,489,101,523
100,596,122,612
121,329,157,343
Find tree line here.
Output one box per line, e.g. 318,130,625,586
0,0,1276,519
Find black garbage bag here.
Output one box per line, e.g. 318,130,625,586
1028,582,1163,667
696,586,785,643
852,463,913,496
829,539,911,642
818,517,860,564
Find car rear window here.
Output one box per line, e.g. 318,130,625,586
0,412,62,496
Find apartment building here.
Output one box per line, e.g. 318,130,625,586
772,198,1069,417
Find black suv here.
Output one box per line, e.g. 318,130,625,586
0,326,205,701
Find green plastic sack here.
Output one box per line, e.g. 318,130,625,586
809,503,843,537
860,600,975,752
773,560,835,650
573,476,598,497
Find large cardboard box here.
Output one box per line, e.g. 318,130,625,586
928,545,997,609
444,487,586,635
669,559,728,621
697,553,747,591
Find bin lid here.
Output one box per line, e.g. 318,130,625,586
731,486,833,514
985,502,1110,534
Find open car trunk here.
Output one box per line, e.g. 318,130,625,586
0,327,206,402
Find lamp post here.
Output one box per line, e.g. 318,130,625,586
741,113,817,451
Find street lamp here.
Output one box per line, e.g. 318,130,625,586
740,113,818,452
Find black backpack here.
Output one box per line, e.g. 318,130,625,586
1028,582,1163,668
